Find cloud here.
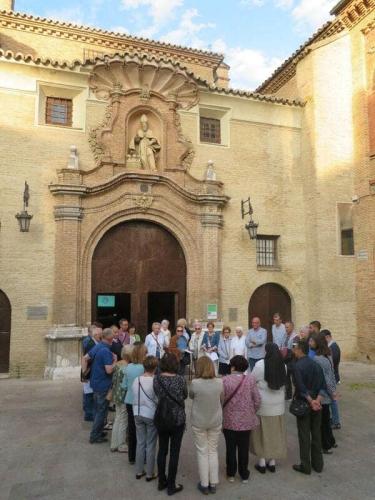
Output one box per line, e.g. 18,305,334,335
212,39,282,90
45,7,85,25
291,0,336,31
121,0,183,25
241,0,294,9
161,9,215,49
111,25,130,35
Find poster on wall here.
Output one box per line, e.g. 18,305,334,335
207,304,218,320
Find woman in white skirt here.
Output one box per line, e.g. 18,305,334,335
250,342,287,473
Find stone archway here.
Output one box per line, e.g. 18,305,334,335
248,283,292,339
91,220,187,335
0,290,11,373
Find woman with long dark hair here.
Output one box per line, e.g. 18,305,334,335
250,343,287,473
312,333,337,454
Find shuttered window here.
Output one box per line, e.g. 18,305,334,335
256,236,279,266
200,117,221,144
45,97,73,126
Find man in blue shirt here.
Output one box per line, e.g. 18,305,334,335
246,317,267,371
83,327,116,443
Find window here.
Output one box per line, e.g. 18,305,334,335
200,117,221,144
45,97,72,127
256,236,279,267
341,228,354,256
338,203,354,256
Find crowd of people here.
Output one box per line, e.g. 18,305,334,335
80,314,342,495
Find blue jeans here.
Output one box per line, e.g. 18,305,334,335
83,392,94,421
248,358,261,371
330,400,340,425
90,391,109,442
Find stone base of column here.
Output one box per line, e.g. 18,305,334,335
44,325,87,380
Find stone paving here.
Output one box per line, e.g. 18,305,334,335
1,362,375,500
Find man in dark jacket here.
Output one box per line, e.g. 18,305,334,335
292,339,327,475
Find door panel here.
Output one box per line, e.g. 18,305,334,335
249,283,292,340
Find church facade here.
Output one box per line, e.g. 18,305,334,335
0,0,374,377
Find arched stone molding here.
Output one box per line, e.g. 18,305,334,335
79,207,202,326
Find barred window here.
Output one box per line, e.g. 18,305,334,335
256,236,279,267
200,117,221,144
45,97,72,126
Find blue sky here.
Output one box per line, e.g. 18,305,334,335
16,0,338,89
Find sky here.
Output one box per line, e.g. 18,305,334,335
15,0,338,90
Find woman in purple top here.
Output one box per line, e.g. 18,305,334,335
222,355,261,483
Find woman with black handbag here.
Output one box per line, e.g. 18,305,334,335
153,352,188,496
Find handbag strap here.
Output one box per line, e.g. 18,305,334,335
223,375,246,408
158,375,184,408
139,377,157,405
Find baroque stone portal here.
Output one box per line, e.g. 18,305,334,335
128,114,160,171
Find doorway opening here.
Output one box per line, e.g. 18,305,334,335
148,292,177,333
248,283,292,340
0,290,11,373
95,292,131,328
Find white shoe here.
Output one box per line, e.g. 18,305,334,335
242,479,249,484
227,477,235,483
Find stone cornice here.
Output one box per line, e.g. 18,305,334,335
257,0,375,95
0,49,303,107
0,10,223,68
49,171,230,207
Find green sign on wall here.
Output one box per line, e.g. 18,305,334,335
207,304,218,320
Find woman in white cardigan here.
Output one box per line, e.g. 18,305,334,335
250,343,287,473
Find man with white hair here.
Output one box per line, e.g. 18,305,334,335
230,327,247,359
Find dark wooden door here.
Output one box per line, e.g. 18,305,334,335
0,290,11,373
92,221,186,338
248,283,292,340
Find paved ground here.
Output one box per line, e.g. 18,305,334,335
1,362,375,500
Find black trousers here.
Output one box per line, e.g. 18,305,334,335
285,362,293,400
219,363,231,376
321,404,336,450
157,424,185,489
223,429,250,480
296,410,324,474
126,404,137,463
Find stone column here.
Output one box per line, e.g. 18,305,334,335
45,168,87,379
200,204,224,322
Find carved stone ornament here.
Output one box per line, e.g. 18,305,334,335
133,195,154,212
89,53,200,110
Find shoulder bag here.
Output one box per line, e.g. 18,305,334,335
289,398,310,417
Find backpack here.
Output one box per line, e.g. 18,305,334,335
154,376,184,432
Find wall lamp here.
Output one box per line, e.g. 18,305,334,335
241,197,258,240
15,181,33,232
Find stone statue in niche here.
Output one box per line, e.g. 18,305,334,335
128,114,161,171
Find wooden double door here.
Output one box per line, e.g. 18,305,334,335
92,221,186,337
0,290,11,373
248,283,292,340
